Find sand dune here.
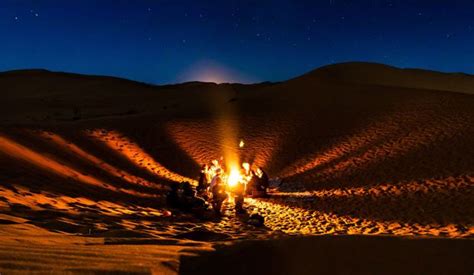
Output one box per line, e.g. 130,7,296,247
297,62,474,95
0,62,473,273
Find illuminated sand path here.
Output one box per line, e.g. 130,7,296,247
279,109,448,179
247,196,472,238
301,112,463,182
278,113,406,179
0,186,165,217
0,135,106,188
0,134,156,198
87,129,196,184
37,131,163,190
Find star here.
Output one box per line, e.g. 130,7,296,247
14,16,19,21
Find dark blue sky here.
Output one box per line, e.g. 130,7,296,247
1,0,474,84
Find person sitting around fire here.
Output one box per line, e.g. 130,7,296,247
166,183,181,208
255,167,269,197
207,159,222,181
245,167,269,198
166,181,207,212
241,162,252,182
245,169,258,197
197,164,210,199
210,159,221,172
209,168,228,215
181,181,205,209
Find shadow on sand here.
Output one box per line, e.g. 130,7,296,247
179,234,474,275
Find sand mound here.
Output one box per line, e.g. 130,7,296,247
296,62,474,94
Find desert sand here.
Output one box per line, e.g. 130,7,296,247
0,62,473,274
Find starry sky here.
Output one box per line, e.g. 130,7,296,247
1,0,474,84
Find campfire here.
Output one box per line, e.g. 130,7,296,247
227,167,242,188
203,158,263,196
191,138,269,217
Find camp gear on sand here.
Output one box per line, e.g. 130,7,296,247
247,213,265,227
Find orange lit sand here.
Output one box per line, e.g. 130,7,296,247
87,129,196,184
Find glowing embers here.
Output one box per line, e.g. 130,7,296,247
87,129,195,184
38,131,162,190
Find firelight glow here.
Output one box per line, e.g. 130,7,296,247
227,167,242,187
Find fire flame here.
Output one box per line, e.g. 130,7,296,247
227,167,242,187
239,139,245,148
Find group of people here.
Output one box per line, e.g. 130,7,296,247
167,158,269,216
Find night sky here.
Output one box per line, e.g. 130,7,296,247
1,1,474,84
